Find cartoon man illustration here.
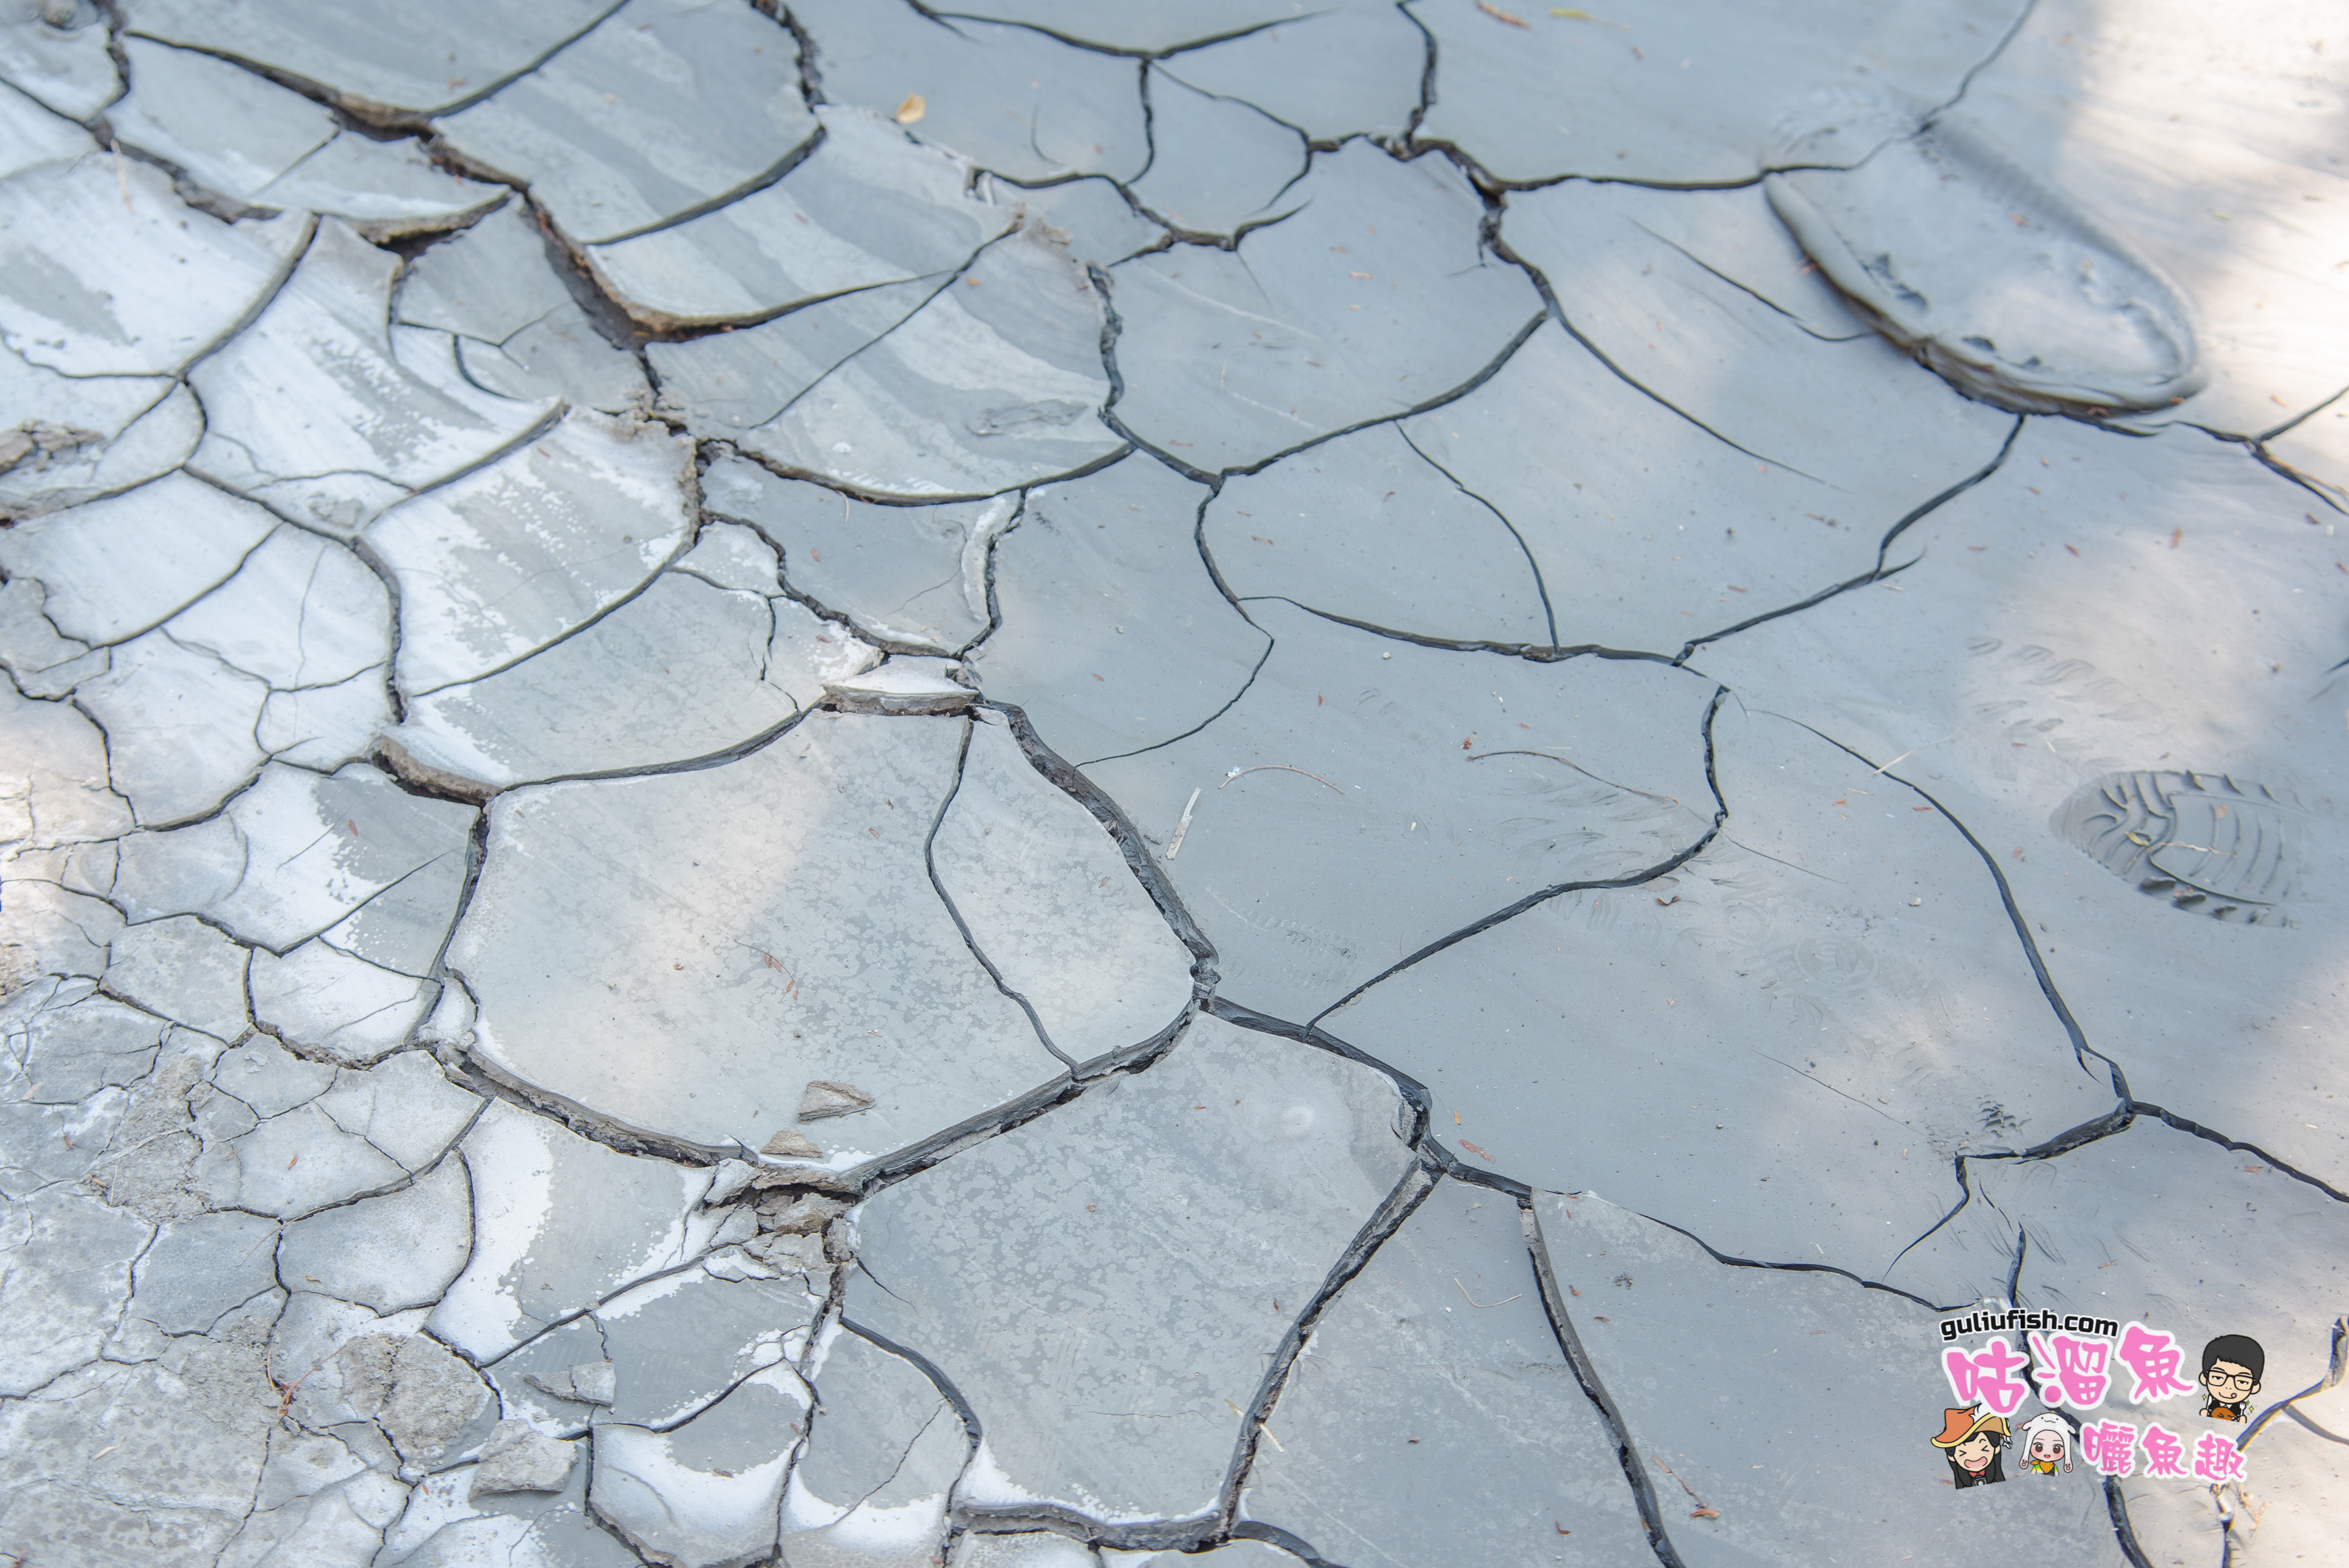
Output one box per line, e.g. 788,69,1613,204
2197,1334,2264,1422
1931,1405,2011,1487
2017,1412,2074,1475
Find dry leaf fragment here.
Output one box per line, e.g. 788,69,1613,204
894,93,926,124
1477,1,1531,26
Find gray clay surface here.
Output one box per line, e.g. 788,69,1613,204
2,5,2344,1566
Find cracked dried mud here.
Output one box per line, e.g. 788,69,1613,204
2,2,2346,1566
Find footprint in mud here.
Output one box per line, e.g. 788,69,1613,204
2053,770,2304,925
1763,90,2204,417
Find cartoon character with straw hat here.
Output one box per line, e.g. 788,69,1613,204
1930,1405,2012,1487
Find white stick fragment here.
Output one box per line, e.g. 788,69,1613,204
1164,786,1201,859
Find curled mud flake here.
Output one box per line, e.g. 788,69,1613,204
1765,92,2203,415
796,1079,875,1122
2053,769,2307,924
760,1127,824,1160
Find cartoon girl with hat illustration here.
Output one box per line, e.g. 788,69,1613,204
1930,1405,2011,1487
2016,1412,2073,1476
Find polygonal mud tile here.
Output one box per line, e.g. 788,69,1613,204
300,1326,498,1473
591,1364,809,1568
1528,1192,2131,1568
0,1295,279,1563
1967,1120,2349,1430
9,1093,124,1217
250,939,434,1062
843,1013,1417,1526
1201,421,1553,649
1163,5,1426,143
781,1325,968,1568
1239,1180,1652,1566
0,890,120,1018
113,763,477,970
1413,0,2021,185
218,1105,392,1220
207,1034,336,1120
0,1184,153,1395
15,987,167,1101
1959,0,2349,436
253,673,395,772
0,0,117,118
1126,70,1306,240
0,156,307,378
279,1156,472,1313
1087,600,1720,1022
791,0,1148,184
386,571,816,788
364,409,694,698
109,38,500,237
587,106,1015,330
434,0,815,247
967,453,1264,765
0,374,204,519
702,453,1012,653
728,225,1123,500
1107,142,1542,474
0,472,278,646
0,577,106,697
672,520,784,594
72,630,271,827
164,526,392,692
189,219,556,534
428,1099,720,1362
1695,420,2349,1192
929,717,1197,1066
212,1040,479,1217
1323,700,2118,1296
484,1315,618,1437
592,1262,826,1429
379,1444,635,1567
392,198,648,415
1387,318,1991,655
446,712,1070,1160
128,1209,281,1335
647,278,942,441
212,1470,409,1568
120,0,617,121
104,916,251,1043
991,178,1163,269
0,678,132,846
1502,180,2016,492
